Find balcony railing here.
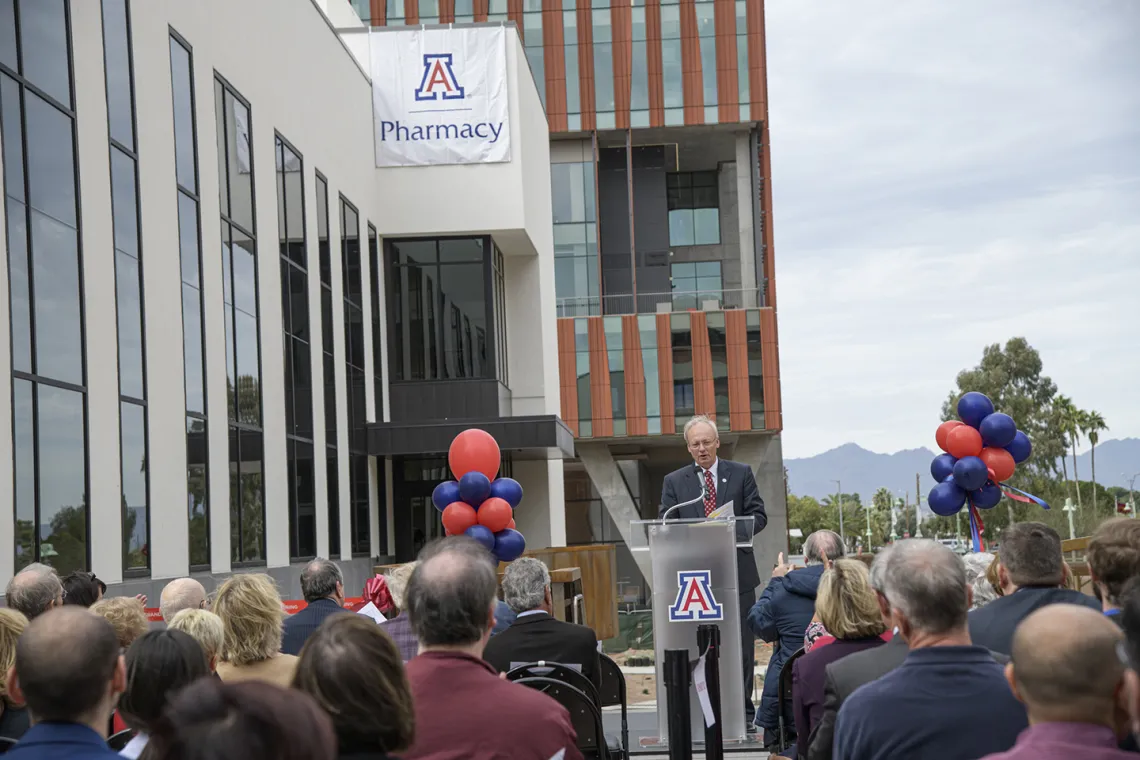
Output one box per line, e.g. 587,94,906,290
555,288,761,318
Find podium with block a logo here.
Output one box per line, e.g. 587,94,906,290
630,514,755,746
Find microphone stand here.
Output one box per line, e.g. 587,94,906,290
662,481,708,521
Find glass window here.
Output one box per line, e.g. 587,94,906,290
671,260,722,309
340,197,370,556
19,0,71,107
667,171,720,246
671,314,693,431
25,91,76,228
369,225,384,423
1,75,24,203
746,309,764,428
387,0,404,22
631,40,649,112
574,321,591,434
707,311,728,417
0,0,16,71
488,0,507,20
121,402,148,570
13,380,34,570
455,0,474,22
289,439,317,558
638,315,661,434
102,0,134,148
7,198,30,373
187,417,209,567
170,40,197,193
327,450,341,557
31,209,83,384
697,4,717,112
564,10,579,119
736,1,750,111
36,385,87,575
216,77,263,565
662,38,682,110
419,0,439,22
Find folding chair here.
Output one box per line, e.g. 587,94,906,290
515,676,615,760
777,646,806,753
597,653,628,759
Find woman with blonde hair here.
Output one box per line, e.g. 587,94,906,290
212,573,298,687
169,608,226,672
90,596,149,649
791,559,887,758
0,609,29,741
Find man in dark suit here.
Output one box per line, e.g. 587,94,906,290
969,522,1100,655
484,558,602,694
659,414,767,725
6,606,125,759
281,557,351,655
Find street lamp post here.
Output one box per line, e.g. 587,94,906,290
832,479,846,547
1127,473,1140,519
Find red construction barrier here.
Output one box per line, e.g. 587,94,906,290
144,597,365,624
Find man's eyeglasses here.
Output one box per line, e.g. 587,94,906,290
688,439,717,451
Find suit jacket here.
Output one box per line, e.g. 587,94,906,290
380,612,419,663
792,636,886,759
483,611,602,695
281,598,350,656
403,650,583,760
6,722,120,759
658,458,767,592
968,585,1101,655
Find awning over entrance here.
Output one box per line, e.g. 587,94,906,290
367,415,575,459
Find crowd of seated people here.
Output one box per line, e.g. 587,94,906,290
7,513,1140,759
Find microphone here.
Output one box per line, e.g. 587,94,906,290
662,471,707,521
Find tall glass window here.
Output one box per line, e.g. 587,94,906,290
3,0,89,574
707,311,728,418
630,7,649,127
103,0,149,573
524,2,545,108
386,0,405,23
277,136,315,561
661,3,682,123
604,316,624,436
638,315,660,434
315,174,339,557
389,238,495,382
552,161,598,315
574,320,591,437
667,171,720,246
671,313,694,432
368,224,384,420
671,261,722,310
488,0,508,22
419,0,440,23
493,244,508,385
746,309,764,428
696,0,716,122
563,9,580,130
593,8,614,129
455,0,474,22
170,33,209,568
348,0,372,23
340,197,369,556
736,0,750,121
216,77,264,565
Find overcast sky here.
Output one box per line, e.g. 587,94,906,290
766,0,1140,459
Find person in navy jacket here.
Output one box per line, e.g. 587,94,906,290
748,530,844,745
282,558,352,656
6,606,125,759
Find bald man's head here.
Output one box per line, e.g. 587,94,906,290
406,537,498,648
5,564,63,620
11,606,123,725
160,578,207,623
1010,604,1124,724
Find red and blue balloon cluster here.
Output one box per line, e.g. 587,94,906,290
432,428,527,563
928,391,1035,517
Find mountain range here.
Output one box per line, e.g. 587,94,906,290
785,437,1140,510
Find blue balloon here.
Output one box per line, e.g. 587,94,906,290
971,483,1003,510
952,456,989,491
432,481,461,513
957,392,995,429
493,528,527,562
979,413,1017,448
465,524,496,552
930,454,957,483
928,482,967,516
1004,430,1033,464
459,471,492,507
489,477,524,509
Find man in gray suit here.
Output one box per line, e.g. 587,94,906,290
659,414,767,726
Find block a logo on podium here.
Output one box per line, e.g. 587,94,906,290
668,570,723,622
370,25,511,167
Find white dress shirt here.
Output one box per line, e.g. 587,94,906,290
700,458,720,490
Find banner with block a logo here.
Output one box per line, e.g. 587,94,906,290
370,25,511,167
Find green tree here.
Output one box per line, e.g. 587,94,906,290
1085,410,1108,511
1054,395,1084,510
786,494,834,554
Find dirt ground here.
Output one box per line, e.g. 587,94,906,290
615,641,775,704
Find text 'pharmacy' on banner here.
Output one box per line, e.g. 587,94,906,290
370,26,511,167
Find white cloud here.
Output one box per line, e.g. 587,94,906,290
768,0,1140,458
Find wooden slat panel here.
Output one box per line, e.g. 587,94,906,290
646,0,665,127
759,307,782,431
522,545,620,640
404,0,419,24
622,315,648,436
577,0,596,131
474,0,489,21
759,123,777,309
587,316,613,437
657,313,675,434
746,0,767,119
611,1,633,129
679,0,703,124
714,0,738,123
557,319,579,436
725,310,750,431
690,311,716,418
440,0,456,22
370,0,386,25
544,0,568,131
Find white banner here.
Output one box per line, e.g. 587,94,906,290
370,26,511,167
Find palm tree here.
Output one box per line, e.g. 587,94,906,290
1055,395,1083,511
1085,410,1108,511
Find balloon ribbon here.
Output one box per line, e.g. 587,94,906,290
362,574,396,616
967,500,985,553
999,484,1051,510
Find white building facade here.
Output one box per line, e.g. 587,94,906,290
0,0,568,598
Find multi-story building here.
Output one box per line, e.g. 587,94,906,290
358,0,787,599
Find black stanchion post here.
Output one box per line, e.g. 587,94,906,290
663,648,693,760
697,624,724,760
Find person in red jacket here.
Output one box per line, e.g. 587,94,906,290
401,537,582,760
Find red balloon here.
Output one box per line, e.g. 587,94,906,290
935,420,965,453
477,497,513,533
507,518,516,530
449,429,501,481
441,502,478,536
980,447,1016,482
946,425,983,459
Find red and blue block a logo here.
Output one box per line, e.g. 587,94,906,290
415,53,465,101
668,571,723,622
